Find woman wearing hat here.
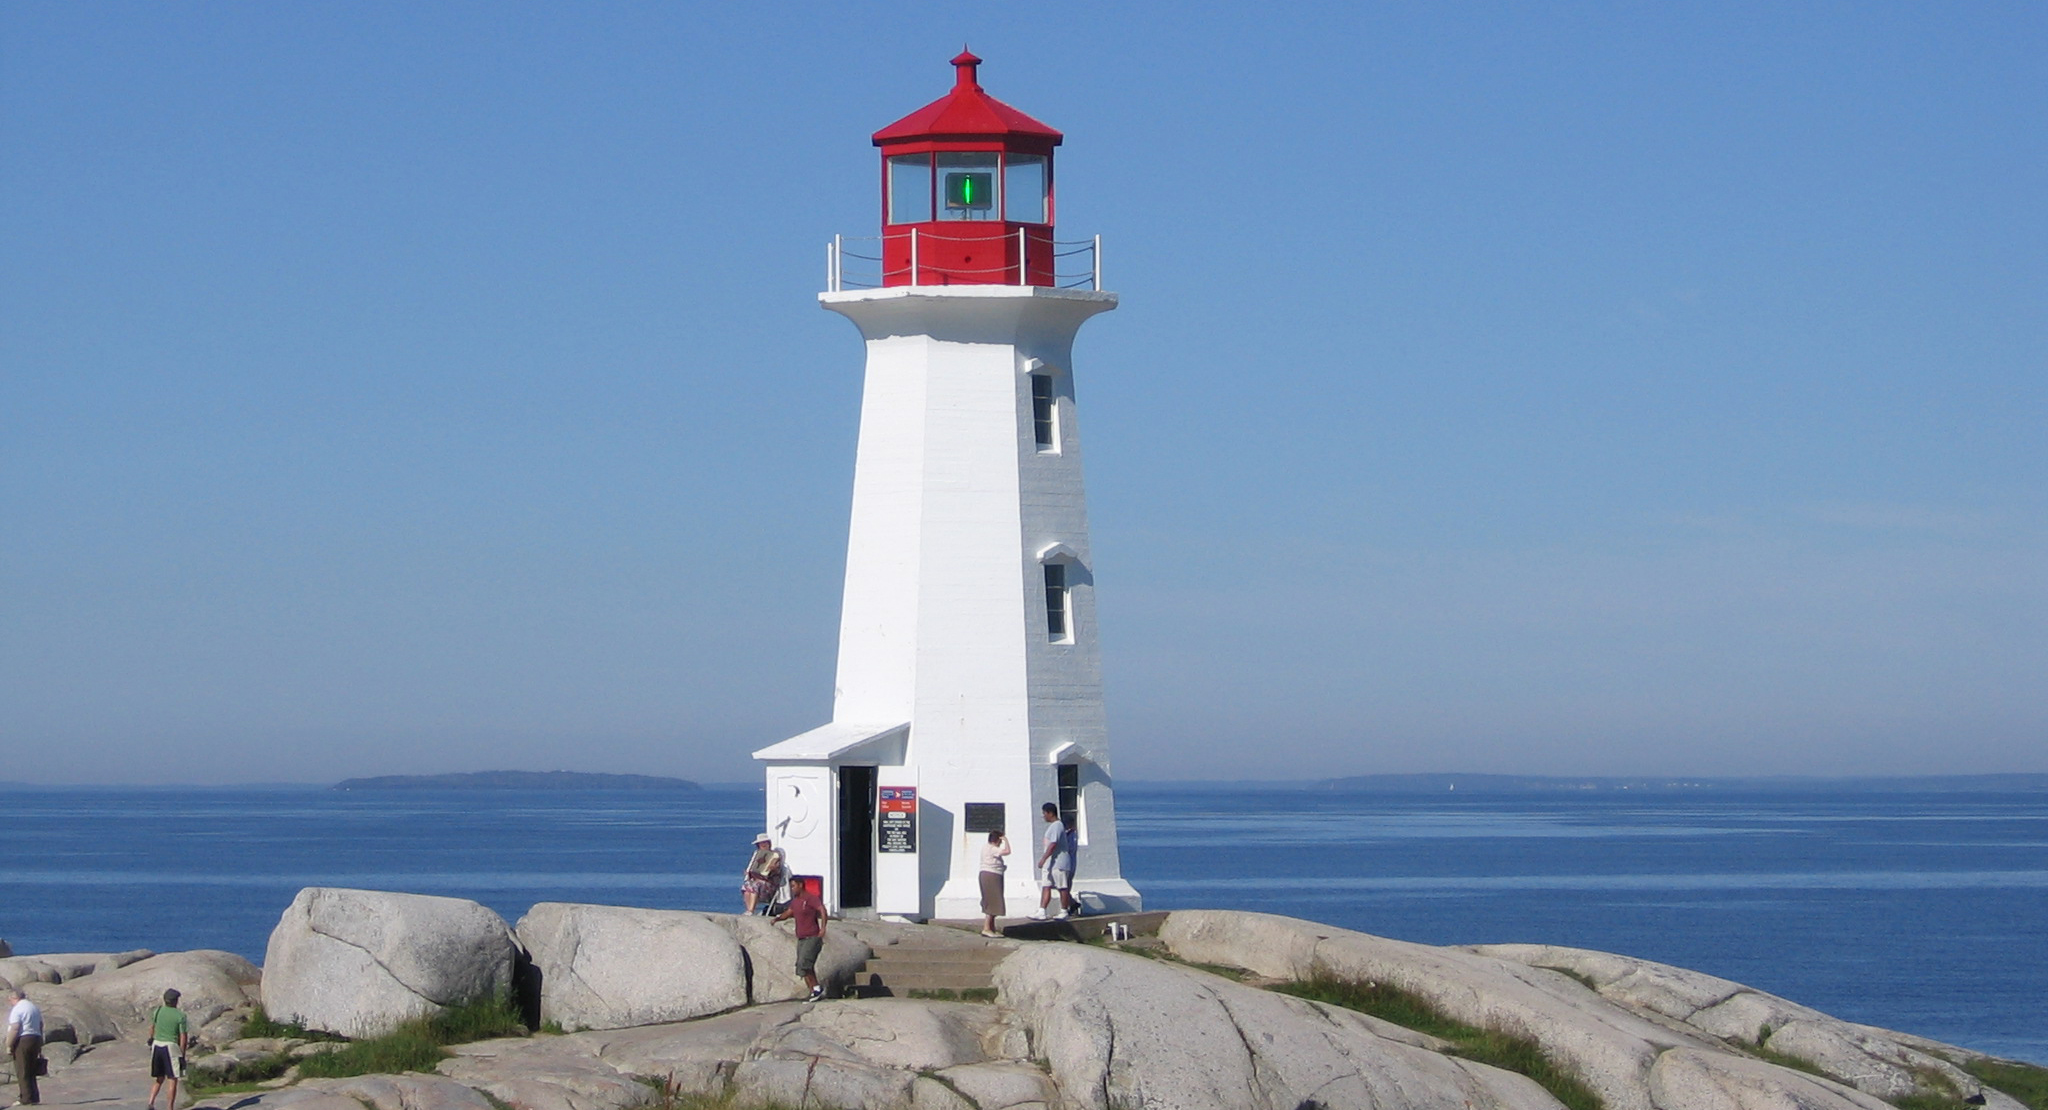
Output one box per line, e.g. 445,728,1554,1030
741,833,786,915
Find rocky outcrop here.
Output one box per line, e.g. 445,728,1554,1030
1471,942,2010,1107
1162,911,2016,1110
514,903,750,1031
28,905,2026,1110
995,941,1559,1110
264,888,518,1037
63,949,261,1028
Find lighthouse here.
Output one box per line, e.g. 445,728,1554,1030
754,52,1140,921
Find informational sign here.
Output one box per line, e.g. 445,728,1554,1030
963,802,1006,834
878,785,917,854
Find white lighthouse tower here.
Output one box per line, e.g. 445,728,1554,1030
754,52,1140,920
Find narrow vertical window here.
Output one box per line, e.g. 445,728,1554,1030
1056,763,1080,841
1044,562,1069,642
1031,373,1056,452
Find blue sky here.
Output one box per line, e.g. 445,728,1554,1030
4,2,2042,784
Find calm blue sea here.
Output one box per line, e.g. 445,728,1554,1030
4,785,2043,1064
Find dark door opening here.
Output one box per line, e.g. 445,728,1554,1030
837,765,877,909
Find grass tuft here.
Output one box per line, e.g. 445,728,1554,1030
1273,976,1604,1110
194,996,528,1093
237,1007,343,1042
1965,1058,2048,1110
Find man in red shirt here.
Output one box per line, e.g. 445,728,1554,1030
772,877,830,1001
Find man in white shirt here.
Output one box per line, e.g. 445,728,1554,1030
5,988,42,1106
1032,802,1079,920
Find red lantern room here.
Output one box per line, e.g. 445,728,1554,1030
871,51,1062,287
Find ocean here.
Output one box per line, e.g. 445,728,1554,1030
5,784,2043,1064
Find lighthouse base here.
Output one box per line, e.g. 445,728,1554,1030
933,874,1143,921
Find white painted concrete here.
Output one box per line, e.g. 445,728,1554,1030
756,284,1139,919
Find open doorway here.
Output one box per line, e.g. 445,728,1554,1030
837,765,877,909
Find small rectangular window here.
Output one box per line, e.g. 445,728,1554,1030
1004,155,1048,223
1044,563,1069,642
1031,373,1056,451
888,155,932,224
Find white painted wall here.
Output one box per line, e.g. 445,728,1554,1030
764,285,1140,919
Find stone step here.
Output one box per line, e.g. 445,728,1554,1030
864,949,1011,968
852,970,1000,995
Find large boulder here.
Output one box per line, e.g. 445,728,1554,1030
513,903,749,1031
994,941,1564,1110
717,913,872,1003
64,950,261,1030
264,888,518,1038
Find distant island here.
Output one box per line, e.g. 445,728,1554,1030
333,771,700,791
1317,772,2048,794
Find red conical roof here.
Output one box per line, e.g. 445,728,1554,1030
872,51,1062,149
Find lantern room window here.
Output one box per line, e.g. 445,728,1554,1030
1004,155,1048,224
887,155,932,224
936,152,1000,220
885,151,1052,226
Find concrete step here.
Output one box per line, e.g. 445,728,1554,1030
864,949,1010,968
852,970,1000,995
851,937,1015,998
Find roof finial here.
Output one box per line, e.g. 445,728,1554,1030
951,47,982,91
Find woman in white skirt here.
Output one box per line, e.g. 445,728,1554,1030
977,830,1011,937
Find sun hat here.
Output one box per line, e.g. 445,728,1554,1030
755,833,773,844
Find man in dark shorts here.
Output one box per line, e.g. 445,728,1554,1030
771,877,830,1002
145,988,188,1110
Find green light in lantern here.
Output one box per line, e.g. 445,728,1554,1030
944,171,993,211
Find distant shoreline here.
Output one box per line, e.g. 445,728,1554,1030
1301,772,2048,794
332,771,701,791
5,773,2046,792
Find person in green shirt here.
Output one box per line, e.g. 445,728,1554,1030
145,988,188,1110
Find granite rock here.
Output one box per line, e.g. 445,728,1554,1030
515,903,750,1031
717,912,873,1002
264,887,517,1038
995,939,1572,1110
63,949,261,1030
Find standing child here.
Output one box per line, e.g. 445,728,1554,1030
771,877,830,1001
145,988,188,1110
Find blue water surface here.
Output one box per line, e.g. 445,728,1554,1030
5,785,2043,1064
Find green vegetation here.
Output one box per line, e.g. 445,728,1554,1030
905,987,998,1003
1964,1058,2048,1110
297,997,527,1079
191,996,528,1095
237,1007,342,1042
1273,975,1604,1110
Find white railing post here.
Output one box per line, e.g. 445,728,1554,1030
910,228,919,287
830,235,841,292
1093,234,1102,291
1018,227,1027,285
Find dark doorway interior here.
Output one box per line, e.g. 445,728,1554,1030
837,765,877,909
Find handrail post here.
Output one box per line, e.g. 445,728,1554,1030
1017,227,1026,285
910,228,919,287
1093,234,1102,291
830,235,841,292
